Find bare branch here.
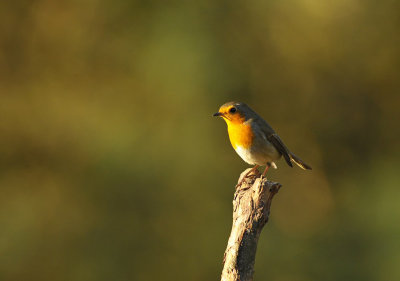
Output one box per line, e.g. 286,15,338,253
221,168,281,281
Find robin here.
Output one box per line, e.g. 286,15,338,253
213,101,311,184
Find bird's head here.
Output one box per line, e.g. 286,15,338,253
213,101,254,125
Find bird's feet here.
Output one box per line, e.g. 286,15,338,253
235,166,261,189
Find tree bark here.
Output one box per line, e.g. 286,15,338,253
221,168,282,281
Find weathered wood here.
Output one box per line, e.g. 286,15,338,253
221,168,281,281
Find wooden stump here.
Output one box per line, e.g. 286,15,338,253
221,168,282,281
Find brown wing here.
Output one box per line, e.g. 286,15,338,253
267,133,293,167
253,116,312,170
252,116,293,168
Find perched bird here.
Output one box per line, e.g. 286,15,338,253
213,101,311,183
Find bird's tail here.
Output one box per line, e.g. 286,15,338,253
289,153,312,170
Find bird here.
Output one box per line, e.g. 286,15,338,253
213,101,311,184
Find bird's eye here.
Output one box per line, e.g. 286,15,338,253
229,107,237,113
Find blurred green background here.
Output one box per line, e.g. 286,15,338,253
1,0,399,280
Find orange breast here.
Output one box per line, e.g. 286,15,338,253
227,122,254,150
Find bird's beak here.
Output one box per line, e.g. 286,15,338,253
213,112,231,121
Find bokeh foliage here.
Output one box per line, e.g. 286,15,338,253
1,0,399,280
